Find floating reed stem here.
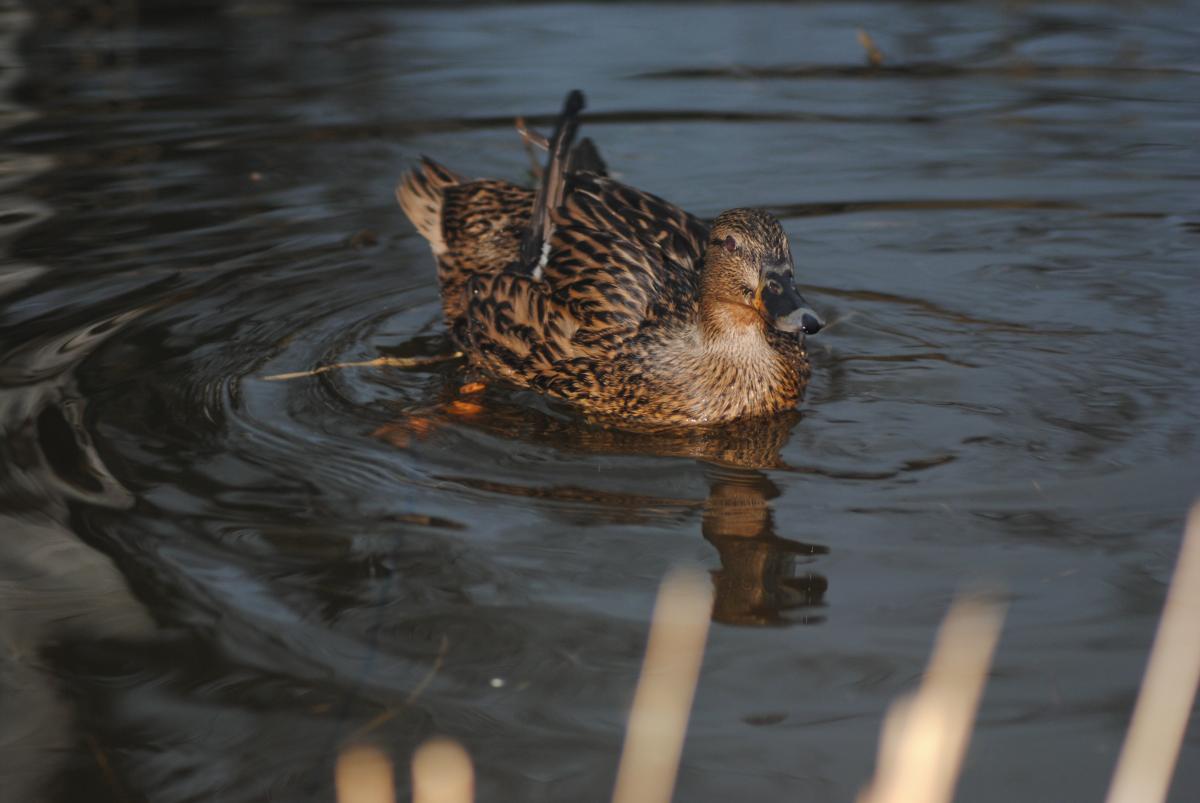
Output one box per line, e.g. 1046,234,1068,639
262,353,463,382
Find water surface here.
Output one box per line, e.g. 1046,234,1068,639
2,2,1199,801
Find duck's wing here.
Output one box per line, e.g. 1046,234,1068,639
516,171,708,336
555,172,709,285
514,90,708,287
462,176,709,391
466,162,710,328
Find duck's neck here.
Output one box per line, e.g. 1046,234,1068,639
698,262,761,342
700,292,753,340
698,298,769,354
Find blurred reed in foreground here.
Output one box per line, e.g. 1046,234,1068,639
855,594,1004,803
1105,503,1200,803
336,502,1200,803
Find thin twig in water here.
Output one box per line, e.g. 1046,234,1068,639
346,636,451,744
611,568,714,803
261,353,463,382
85,734,133,803
404,635,451,706
1105,502,1200,803
857,593,1005,803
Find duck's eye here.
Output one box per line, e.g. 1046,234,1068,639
766,279,781,294
723,235,737,253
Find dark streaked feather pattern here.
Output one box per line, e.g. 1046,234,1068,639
396,98,815,427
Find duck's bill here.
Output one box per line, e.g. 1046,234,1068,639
759,277,824,335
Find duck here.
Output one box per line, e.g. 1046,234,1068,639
396,90,824,428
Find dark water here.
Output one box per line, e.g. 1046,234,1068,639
3,1,1199,801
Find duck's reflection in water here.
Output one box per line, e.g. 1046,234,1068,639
702,465,827,626
378,392,829,626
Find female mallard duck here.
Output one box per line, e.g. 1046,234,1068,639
397,90,823,428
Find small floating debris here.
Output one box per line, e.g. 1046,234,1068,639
347,228,380,250
857,28,885,67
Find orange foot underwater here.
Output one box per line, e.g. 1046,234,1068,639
371,382,489,448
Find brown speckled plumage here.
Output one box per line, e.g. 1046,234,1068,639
397,93,823,427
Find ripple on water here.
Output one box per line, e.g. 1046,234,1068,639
5,2,1200,802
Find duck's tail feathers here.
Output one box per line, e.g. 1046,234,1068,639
397,156,465,255
567,137,607,177
518,89,585,278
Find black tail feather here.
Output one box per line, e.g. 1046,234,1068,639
518,90,585,276
567,137,608,177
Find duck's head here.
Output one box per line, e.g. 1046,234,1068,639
702,209,824,336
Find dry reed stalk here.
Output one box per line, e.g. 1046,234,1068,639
330,506,1200,803
857,595,1005,803
262,353,463,382
611,568,714,803
412,738,475,803
1105,502,1200,803
336,744,395,803
515,115,549,179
